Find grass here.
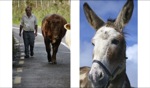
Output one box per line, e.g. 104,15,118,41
13,0,70,26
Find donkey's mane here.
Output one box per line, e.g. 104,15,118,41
106,18,128,36
105,18,116,29
107,18,116,22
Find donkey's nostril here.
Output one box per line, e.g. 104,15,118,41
100,72,102,78
88,71,104,82
99,72,104,80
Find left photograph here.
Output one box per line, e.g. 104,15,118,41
12,0,70,87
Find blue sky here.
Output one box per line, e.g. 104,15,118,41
80,0,137,87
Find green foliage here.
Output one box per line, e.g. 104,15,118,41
13,0,70,26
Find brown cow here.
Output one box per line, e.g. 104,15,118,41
42,14,67,64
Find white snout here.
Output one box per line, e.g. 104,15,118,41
89,63,104,83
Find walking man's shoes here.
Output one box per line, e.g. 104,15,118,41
25,55,29,58
30,51,34,56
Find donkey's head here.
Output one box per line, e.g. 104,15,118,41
83,0,133,87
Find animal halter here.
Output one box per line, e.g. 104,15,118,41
92,58,126,88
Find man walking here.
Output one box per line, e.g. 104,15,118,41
19,6,37,58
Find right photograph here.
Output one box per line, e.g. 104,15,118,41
80,0,137,88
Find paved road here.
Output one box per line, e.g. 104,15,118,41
13,26,70,88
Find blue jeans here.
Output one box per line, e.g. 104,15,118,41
23,31,35,56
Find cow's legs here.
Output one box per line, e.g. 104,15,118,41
52,40,61,64
44,38,51,62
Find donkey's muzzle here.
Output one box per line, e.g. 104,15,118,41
89,70,104,82
88,66,108,88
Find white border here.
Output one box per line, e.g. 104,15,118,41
138,1,150,87
71,0,79,87
1,0,150,87
0,1,12,87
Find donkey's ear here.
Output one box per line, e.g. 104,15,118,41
115,0,134,31
83,2,104,31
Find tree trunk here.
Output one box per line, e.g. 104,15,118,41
68,0,70,5
24,0,26,7
36,0,37,8
47,0,50,8
41,0,43,9
18,0,19,8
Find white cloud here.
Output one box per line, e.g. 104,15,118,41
126,44,138,87
126,61,137,87
126,44,138,63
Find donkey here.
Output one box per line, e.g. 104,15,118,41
80,0,134,88
42,14,67,64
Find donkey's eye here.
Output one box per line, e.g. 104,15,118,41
92,42,95,46
112,39,119,45
91,39,95,46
